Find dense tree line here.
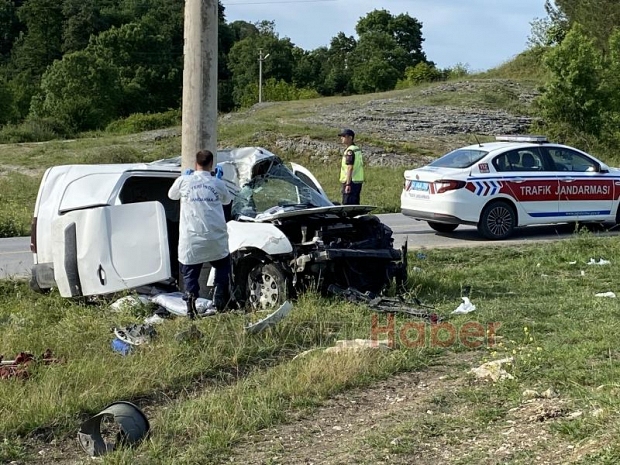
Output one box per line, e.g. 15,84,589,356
534,0,620,147
0,1,440,133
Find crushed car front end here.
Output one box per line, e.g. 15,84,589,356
228,157,407,308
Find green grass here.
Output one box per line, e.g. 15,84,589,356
4,233,620,462
0,173,39,237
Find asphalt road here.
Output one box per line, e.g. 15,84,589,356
382,213,620,249
2,214,619,281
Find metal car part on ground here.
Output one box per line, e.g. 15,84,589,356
77,401,149,457
244,300,293,334
327,285,442,323
401,135,620,240
29,147,407,310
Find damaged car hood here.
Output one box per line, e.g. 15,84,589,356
244,205,376,222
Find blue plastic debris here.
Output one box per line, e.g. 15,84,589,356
111,338,133,355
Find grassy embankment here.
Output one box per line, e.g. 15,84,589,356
2,234,620,462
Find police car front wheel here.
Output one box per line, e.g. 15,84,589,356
477,200,516,240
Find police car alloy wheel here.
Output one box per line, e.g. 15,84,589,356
477,200,516,240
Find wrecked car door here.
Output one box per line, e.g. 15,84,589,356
291,162,328,199
52,202,171,297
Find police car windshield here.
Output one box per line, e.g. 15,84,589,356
231,164,332,218
429,149,488,169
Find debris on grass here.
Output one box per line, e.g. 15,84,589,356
452,296,476,314
245,301,293,334
595,291,616,298
470,357,514,382
109,295,152,312
77,401,149,457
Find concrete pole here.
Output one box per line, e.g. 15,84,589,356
258,49,263,104
181,0,218,170
258,49,269,104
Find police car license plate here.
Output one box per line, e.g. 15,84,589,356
409,181,429,192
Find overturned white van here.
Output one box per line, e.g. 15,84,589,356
30,147,407,309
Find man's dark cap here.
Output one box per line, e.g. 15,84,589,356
338,128,355,138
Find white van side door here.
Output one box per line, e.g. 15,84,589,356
52,202,171,297
291,162,327,198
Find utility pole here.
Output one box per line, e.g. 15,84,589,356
258,49,270,104
181,0,218,170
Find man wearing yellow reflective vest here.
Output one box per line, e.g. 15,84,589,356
338,128,364,205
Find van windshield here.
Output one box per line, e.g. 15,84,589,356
231,164,332,219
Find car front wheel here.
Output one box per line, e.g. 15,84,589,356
477,201,516,240
427,222,459,233
246,262,289,311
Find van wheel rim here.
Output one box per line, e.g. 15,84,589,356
249,271,280,309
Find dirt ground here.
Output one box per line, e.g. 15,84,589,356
227,352,596,465
17,351,602,465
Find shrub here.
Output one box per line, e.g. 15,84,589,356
0,117,72,143
77,146,148,164
446,63,470,79
105,109,181,134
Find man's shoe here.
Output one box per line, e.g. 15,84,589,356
183,293,197,320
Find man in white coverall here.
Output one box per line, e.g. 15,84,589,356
168,150,233,317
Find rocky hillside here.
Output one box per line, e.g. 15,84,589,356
260,79,541,168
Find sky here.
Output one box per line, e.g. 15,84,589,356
221,0,548,72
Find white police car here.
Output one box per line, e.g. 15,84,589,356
400,135,620,239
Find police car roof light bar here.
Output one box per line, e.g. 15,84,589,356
495,135,548,143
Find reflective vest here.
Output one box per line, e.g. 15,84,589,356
340,145,364,183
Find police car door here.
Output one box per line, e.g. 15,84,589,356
542,146,614,221
497,148,560,222
51,202,171,297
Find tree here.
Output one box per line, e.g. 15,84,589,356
0,0,24,62
538,25,605,135
400,62,442,87
355,9,427,70
551,0,620,51
31,51,122,131
227,21,296,107
61,0,122,54
86,21,181,116
291,46,329,91
0,77,16,124
229,20,259,42
323,32,356,95
350,31,408,93
13,0,63,76
218,3,237,112
527,1,568,48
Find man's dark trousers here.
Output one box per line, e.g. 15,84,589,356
341,182,363,205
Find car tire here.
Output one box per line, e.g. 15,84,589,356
427,222,459,233
477,200,516,240
246,262,289,311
